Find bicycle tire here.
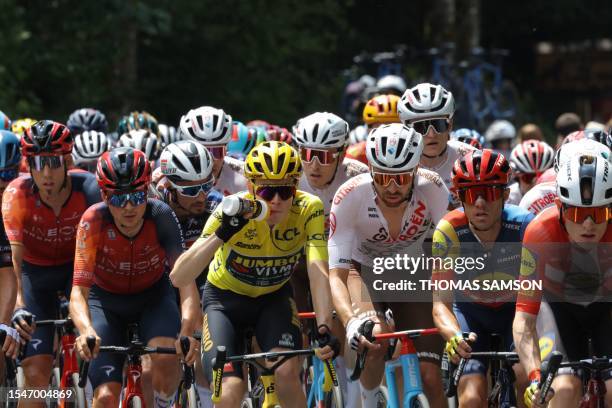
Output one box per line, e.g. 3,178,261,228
16,367,24,388
322,384,344,408
66,373,87,408
49,367,61,408
410,393,430,408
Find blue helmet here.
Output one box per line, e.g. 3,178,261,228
451,128,484,150
228,121,256,157
0,130,22,169
0,111,11,131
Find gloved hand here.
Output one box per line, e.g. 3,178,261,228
215,212,249,242
316,324,340,359
11,308,35,342
444,331,475,363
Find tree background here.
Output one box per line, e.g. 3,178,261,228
0,0,611,138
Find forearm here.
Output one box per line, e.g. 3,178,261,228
513,311,541,374
170,235,222,287
329,268,353,326
307,260,334,328
10,244,25,308
69,286,93,335
178,282,200,336
432,300,461,341
0,268,16,323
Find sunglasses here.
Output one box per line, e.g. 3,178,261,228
255,185,296,201
412,118,450,135
458,186,505,204
371,169,415,187
28,155,64,171
518,173,537,184
173,179,215,198
562,204,611,224
207,146,227,160
0,168,19,182
106,190,147,208
299,147,341,165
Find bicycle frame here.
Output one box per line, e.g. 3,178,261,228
558,357,612,408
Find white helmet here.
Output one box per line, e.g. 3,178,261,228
485,120,516,142
349,125,368,144
376,75,407,94
72,130,109,166
158,124,180,147
509,139,555,174
294,112,349,149
366,123,423,172
554,139,611,172
179,106,232,145
398,83,455,123
159,140,214,183
556,154,612,207
118,129,161,161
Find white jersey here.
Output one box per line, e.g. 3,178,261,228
506,182,522,205
216,156,248,196
298,157,368,221
519,181,557,216
420,140,475,206
328,169,449,268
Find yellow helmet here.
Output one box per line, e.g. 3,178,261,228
11,118,37,136
362,94,401,125
244,141,302,181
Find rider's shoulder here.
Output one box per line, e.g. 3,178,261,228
416,167,445,189
333,172,371,200
502,204,535,224
448,139,476,157
224,155,245,174
342,157,369,177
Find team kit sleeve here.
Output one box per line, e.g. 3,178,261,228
72,207,104,289
201,205,223,239
1,179,27,244
515,222,544,315
304,197,327,262
327,180,360,270
153,201,187,268
431,216,461,282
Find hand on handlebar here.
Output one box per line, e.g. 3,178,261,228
346,317,379,353
76,330,101,361
316,324,340,360
445,331,476,364
11,308,35,342
176,336,199,366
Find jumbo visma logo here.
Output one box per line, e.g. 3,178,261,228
226,250,303,287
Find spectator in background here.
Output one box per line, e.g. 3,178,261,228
517,123,544,142
554,112,582,149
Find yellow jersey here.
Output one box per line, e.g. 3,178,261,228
202,190,328,297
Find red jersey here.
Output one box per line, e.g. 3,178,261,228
73,200,185,294
516,206,612,315
2,173,101,266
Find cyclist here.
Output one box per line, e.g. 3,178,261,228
72,130,109,172
10,118,37,138
362,94,402,129
451,128,484,150
329,123,450,408
116,110,160,137
3,121,101,406
117,129,162,164
519,139,611,216
227,121,256,160
158,124,180,149
66,108,109,135
554,112,583,149
0,111,11,131
180,106,248,196
71,147,199,408
0,130,21,359
170,141,338,408
376,75,407,97
398,82,475,207
506,139,554,205
517,123,544,142
485,119,516,157
266,125,294,145
514,154,612,407
432,149,534,407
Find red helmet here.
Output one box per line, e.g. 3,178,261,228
21,120,73,156
96,147,151,192
452,149,510,189
266,125,293,145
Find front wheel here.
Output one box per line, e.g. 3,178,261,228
128,396,143,408
323,384,344,407
409,393,430,408
63,373,86,408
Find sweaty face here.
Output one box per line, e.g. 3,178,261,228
463,195,504,231
302,149,343,189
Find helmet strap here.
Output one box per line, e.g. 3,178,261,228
422,145,448,159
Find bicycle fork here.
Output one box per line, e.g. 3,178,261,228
385,340,424,408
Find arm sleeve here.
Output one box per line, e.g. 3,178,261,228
153,201,186,269
431,218,459,282
2,180,26,244
201,205,223,239
328,182,359,269
0,223,12,268
516,224,544,315
304,197,327,262
73,208,103,288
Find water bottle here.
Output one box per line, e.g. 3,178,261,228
222,196,268,222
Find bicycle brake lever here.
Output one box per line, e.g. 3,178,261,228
78,336,96,388
349,320,375,381
538,351,562,405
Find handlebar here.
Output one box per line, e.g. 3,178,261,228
538,351,563,405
